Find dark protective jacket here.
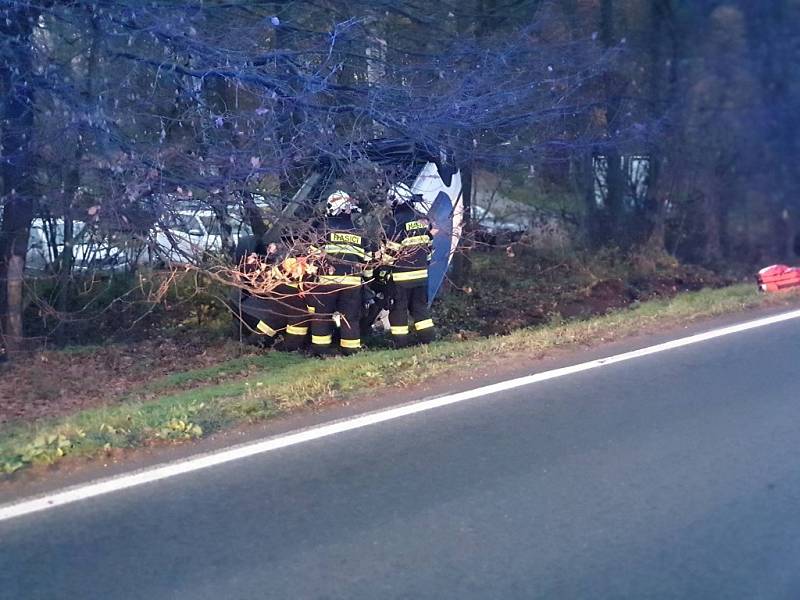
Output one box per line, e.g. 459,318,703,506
383,204,433,286
312,214,370,286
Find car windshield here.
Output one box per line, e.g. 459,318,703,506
165,214,204,234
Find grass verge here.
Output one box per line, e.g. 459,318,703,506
2,284,798,477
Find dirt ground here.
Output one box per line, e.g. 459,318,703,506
0,334,259,425
0,258,733,426
438,251,732,336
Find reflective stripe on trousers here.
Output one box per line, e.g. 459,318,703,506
286,325,308,336
392,269,428,282
318,275,363,286
256,321,277,336
414,318,434,331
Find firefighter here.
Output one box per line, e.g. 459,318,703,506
233,236,274,345
308,190,369,356
237,240,313,351
381,183,436,347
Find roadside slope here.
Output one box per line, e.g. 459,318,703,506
2,284,799,478
3,304,800,598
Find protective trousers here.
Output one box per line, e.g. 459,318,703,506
388,282,434,347
240,284,310,351
309,284,362,355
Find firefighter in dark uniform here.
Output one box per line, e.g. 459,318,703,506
381,183,436,347
238,240,312,351
308,190,369,356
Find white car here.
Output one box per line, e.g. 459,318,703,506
26,219,130,273
473,206,526,234
24,209,245,273
143,209,249,266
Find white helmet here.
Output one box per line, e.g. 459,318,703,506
387,183,414,207
326,190,359,216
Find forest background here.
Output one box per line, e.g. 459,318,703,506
1,0,799,361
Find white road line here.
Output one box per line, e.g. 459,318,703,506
2,308,800,523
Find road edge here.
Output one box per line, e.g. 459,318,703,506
3,306,800,523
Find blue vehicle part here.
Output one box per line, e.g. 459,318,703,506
426,191,456,306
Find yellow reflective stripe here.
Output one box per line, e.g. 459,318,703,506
307,305,316,313
402,235,431,246
326,243,365,255
286,325,308,336
391,325,410,335
392,269,428,282
323,243,368,259
340,338,361,349
312,334,332,345
414,318,434,331
405,220,426,231
385,240,403,251
319,275,363,285
256,321,277,336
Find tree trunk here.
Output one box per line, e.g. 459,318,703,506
274,15,306,204
4,255,25,349
0,4,38,356
794,226,800,259
643,0,680,253
604,148,625,243
779,207,796,261
451,0,491,286
55,207,74,328
596,0,627,247
644,158,668,252
243,193,268,238
335,30,367,136
701,191,723,266
212,199,235,257
56,15,101,323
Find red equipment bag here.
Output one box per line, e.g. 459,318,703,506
757,264,800,292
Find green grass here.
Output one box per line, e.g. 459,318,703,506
2,284,798,477
56,344,107,356
136,352,307,395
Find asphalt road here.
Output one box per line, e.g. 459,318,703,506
2,316,800,599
